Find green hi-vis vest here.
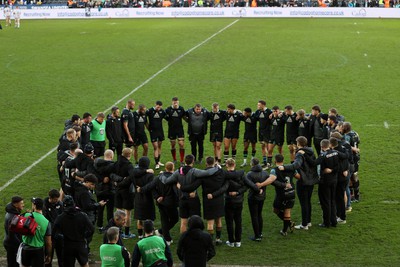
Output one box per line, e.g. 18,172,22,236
22,212,49,248
100,244,125,267
90,119,106,142
138,235,167,267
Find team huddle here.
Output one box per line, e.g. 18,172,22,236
3,98,361,267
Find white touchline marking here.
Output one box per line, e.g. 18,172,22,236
384,121,389,129
0,19,240,193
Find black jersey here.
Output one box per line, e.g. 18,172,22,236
208,110,227,134
271,115,285,142
225,111,242,137
283,113,299,140
297,118,311,140
121,108,135,134
254,108,272,132
133,111,147,135
81,122,91,148
316,149,340,185
165,105,185,130
242,113,257,135
106,116,123,144
146,107,166,134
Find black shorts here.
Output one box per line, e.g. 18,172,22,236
268,139,284,146
115,190,134,210
150,131,165,142
244,132,257,143
273,196,295,210
203,196,225,220
179,197,201,219
224,131,239,139
259,130,271,143
286,136,297,145
21,246,44,267
134,133,148,146
63,241,88,266
124,131,135,147
210,132,223,142
168,128,184,140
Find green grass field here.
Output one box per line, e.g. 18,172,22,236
1,18,400,266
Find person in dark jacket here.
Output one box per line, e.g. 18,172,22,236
314,138,348,228
93,149,115,233
53,195,95,267
278,136,319,230
133,156,155,239
66,143,95,184
180,156,228,244
138,162,179,245
102,210,127,246
224,158,247,247
106,106,124,158
3,196,24,267
43,189,64,267
111,147,136,239
309,105,324,155
244,158,268,241
177,215,215,267
74,174,106,253
164,154,217,233
185,104,209,164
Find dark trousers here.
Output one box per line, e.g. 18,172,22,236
97,193,114,228
248,198,264,238
225,202,243,243
4,244,19,267
45,235,64,267
109,142,123,158
336,179,347,220
296,181,314,226
318,182,337,227
158,205,179,242
63,241,88,267
91,140,106,158
313,138,323,156
189,134,204,161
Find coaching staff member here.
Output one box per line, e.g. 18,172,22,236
3,196,24,267
21,198,52,267
131,220,173,267
53,195,94,267
186,104,208,164
177,215,215,267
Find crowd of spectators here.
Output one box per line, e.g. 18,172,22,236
3,0,399,8
66,0,400,8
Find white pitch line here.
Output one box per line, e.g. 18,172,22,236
384,121,389,129
0,19,239,193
